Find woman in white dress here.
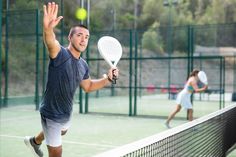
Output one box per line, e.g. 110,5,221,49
165,69,208,128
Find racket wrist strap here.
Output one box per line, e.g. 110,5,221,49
103,74,113,83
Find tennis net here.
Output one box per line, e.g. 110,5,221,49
93,104,236,157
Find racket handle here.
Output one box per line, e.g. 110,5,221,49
112,69,117,84
112,75,117,84
105,73,116,84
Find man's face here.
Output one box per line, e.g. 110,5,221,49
69,27,90,52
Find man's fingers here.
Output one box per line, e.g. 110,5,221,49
45,2,60,18
112,68,119,78
43,5,47,16
54,4,59,17
54,16,63,26
47,2,52,15
51,2,56,15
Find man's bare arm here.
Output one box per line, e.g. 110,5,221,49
43,2,63,58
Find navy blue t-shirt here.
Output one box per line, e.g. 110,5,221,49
40,47,89,123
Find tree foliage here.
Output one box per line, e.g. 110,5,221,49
2,0,236,55
142,22,164,54
3,0,236,30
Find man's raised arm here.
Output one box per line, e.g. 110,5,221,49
43,2,63,59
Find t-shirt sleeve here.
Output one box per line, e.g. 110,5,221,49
50,47,70,67
83,68,89,80
81,58,90,80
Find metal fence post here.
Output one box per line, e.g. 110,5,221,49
4,10,9,107
129,30,133,116
133,30,138,116
35,9,40,110
85,36,90,114
0,0,2,107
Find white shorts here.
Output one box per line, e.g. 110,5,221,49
176,90,193,109
41,114,71,147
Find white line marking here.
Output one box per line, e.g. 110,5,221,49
63,140,116,148
0,134,24,139
0,115,39,122
0,134,117,148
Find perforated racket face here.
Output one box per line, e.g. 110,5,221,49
98,36,122,67
198,71,208,85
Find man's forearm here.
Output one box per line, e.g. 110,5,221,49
43,29,56,48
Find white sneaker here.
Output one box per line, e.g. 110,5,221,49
24,136,43,157
165,122,171,129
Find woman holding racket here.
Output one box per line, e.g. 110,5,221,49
165,69,207,129
24,2,119,157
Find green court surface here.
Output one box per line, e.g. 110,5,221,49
0,97,235,157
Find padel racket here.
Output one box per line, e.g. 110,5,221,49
98,36,122,84
198,71,208,85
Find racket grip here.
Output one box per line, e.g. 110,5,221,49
112,69,117,84
112,75,117,84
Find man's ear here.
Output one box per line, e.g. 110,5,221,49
68,35,71,41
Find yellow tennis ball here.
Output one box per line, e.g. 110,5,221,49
75,8,87,20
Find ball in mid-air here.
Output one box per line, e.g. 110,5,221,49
75,8,87,20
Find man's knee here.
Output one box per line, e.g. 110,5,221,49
48,145,62,157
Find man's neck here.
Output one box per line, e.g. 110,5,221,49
67,46,81,59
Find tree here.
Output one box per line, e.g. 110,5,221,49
139,0,164,29
142,22,164,54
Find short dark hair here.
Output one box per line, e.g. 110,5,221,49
68,24,89,38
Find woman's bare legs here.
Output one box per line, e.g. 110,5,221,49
165,104,181,128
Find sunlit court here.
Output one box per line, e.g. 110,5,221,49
0,98,236,157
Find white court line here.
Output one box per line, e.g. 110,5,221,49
0,115,39,122
0,134,24,139
0,134,117,148
63,140,116,148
